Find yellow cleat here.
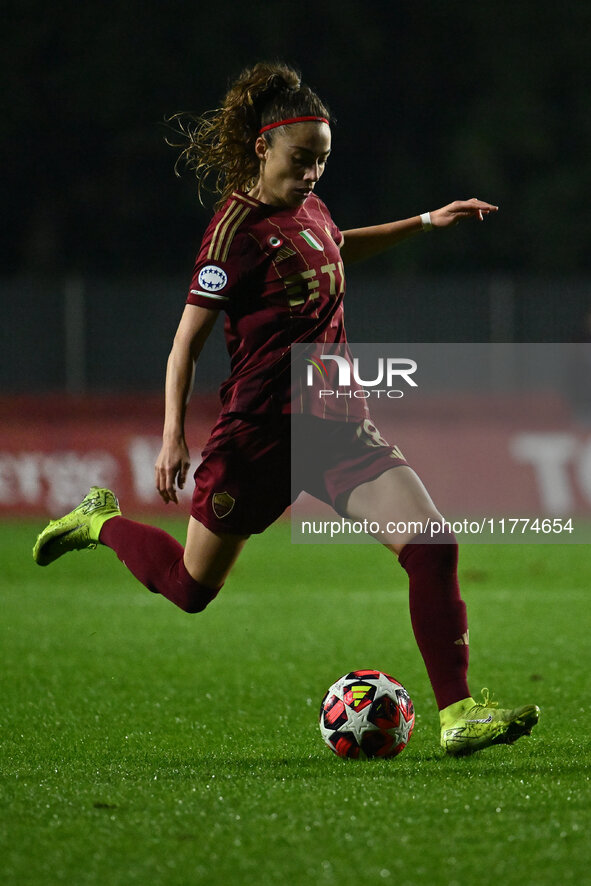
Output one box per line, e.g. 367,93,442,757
33,487,120,566
440,690,540,756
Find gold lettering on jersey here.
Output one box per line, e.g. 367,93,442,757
320,263,337,295
285,269,319,306
320,261,345,296
284,262,345,307
336,260,345,294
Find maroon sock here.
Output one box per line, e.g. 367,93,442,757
99,516,221,614
398,531,470,710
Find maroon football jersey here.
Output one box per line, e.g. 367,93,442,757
187,191,366,420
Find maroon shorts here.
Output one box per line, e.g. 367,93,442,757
191,414,408,535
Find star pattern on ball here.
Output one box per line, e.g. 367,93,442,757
319,670,415,759
342,698,379,744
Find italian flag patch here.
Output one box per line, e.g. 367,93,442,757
299,229,324,251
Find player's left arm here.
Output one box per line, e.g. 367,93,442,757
339,198,498,264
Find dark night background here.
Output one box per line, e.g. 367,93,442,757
3,0,591,390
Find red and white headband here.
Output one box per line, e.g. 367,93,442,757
259,115,329,134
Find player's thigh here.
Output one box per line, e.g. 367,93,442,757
343,466,443,552
183,516,250,586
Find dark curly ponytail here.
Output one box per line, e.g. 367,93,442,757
168,62,331,208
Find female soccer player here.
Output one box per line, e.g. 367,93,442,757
33,62,539,755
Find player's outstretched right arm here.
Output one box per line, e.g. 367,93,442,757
155,305,218,504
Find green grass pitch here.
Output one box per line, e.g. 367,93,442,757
1,519,590,885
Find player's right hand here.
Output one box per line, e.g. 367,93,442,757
155,438,191,504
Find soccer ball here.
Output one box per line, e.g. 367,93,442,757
319,669,415,759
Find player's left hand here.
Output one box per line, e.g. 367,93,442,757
430,198,498,228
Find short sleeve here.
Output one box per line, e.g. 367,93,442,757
186,233,245,310
314,196,344,249
328,217,344,249
187,258,236,309
186,216,258,310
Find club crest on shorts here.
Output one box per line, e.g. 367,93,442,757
212,491,235,519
